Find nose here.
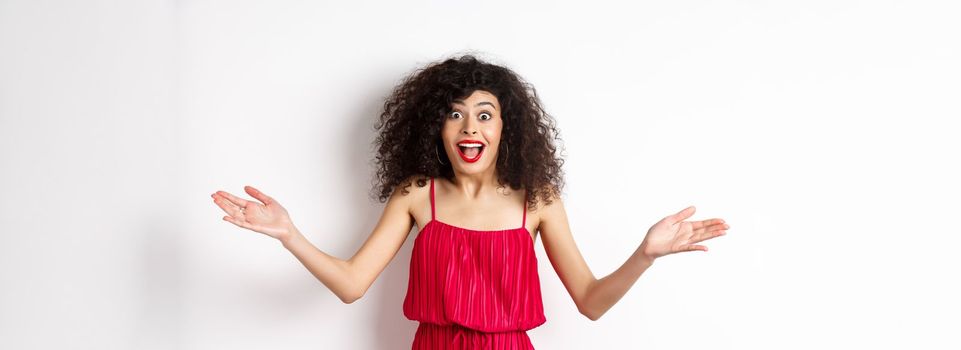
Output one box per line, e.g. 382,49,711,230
461,121,478,135
461,114,478,135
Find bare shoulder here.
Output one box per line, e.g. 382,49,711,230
389,174,432,225
529,189,566,231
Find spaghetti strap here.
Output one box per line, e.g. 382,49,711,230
429,177,435,221
521,190,527,228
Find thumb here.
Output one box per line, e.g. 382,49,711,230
670,205,696,224
244,185,275,205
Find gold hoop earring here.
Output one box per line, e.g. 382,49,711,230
436,144,447,165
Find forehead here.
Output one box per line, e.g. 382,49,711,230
452,90,500,109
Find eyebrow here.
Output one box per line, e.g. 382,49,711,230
452,100,497,110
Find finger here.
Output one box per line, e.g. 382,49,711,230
245,185,275,205
692,222,729,236
670,206,696,225
213,196,243,217
691,218,725,231
691,229,727,244
683,244,708,252
216,191,251,208
692,222,729,240
223,215,253,230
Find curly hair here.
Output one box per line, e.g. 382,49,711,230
371,53,566,211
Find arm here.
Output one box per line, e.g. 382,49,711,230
280,180,415,304
539,198,728,321
214,178,417,304
538,196,646,321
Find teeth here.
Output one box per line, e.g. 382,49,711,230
458,144,483,148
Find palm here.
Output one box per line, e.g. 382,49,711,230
211,186,295,241
640,206,728,260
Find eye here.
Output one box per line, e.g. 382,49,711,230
450,111,463,119
479,113,492,121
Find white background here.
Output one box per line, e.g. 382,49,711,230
2,1,959,349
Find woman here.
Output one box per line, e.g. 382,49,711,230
211,54,729,349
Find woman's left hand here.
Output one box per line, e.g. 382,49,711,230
639,206,729,261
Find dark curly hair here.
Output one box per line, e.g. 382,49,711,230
370,53,566,211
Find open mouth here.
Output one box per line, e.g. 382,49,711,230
456,141,485,163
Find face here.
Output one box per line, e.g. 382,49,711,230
440,90,503,174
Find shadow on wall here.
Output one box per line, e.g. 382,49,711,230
372,233,418,349
135,215,186,349
170,74,419,349
343,81,420,349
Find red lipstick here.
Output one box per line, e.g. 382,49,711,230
455,140,485,163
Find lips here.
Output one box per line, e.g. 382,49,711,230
455,140,485,163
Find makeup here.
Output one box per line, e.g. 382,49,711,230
456,140,485,163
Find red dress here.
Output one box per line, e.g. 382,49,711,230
403,177,546,349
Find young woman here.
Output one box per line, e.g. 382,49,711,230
211,54,729,349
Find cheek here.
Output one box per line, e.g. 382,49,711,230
486,132,501,144
440,124,456,142
482,123,502,141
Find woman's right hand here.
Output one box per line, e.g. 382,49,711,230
212,186,296,243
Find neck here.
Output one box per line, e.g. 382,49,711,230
448,167,501,200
